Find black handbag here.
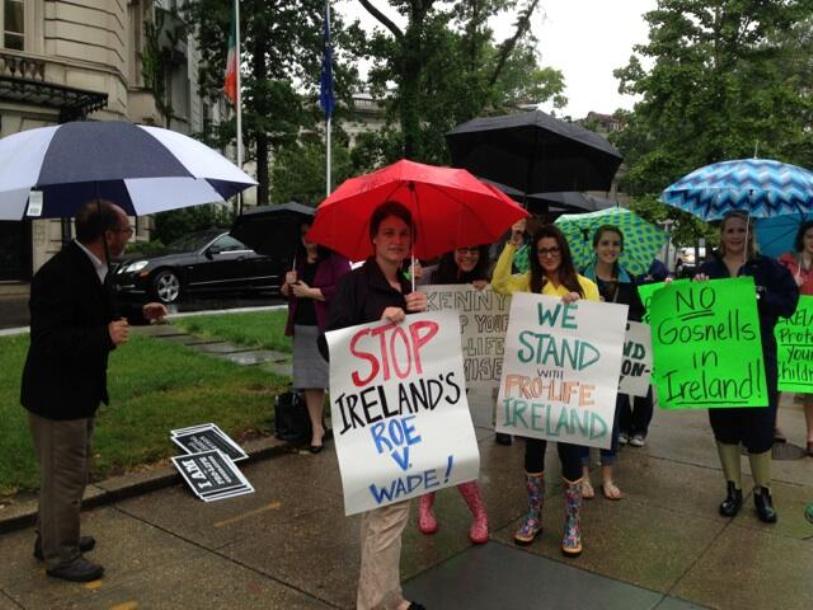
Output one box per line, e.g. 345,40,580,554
274,389,311,443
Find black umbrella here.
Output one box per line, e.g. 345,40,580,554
446,110,623,194
230,202,314,259
529,191,617,215
485,180,617,217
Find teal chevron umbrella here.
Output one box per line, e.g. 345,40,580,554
660,158,813,220
554,207,667,276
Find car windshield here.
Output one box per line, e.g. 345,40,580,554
165,230,224,253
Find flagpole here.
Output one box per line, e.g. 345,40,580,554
325,0,326,197
235,0,244,214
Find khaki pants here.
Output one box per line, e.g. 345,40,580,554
356,500,411,610
28,412,94,569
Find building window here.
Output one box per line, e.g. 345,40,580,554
2,0,25,50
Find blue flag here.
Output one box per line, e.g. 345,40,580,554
319,2,335,119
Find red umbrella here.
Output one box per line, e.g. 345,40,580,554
308,159,529,260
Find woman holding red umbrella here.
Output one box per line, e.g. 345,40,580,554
326,201,427,610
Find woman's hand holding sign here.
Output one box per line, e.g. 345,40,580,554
561,291,581,304
405,291,427,313
380,292,426,324
381,307,406,324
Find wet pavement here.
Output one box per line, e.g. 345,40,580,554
1,392,811,609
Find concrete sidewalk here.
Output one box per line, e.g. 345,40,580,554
0,400,811,609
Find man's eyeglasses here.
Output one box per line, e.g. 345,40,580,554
537,247,561,257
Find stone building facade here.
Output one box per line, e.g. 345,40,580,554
0,0,228,288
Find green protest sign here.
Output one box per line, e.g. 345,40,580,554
775,295,813,392
649,276,767,409
637,279,689,323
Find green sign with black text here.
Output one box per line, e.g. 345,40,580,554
637,279,689,323
649,277,767,409
775,295,813,392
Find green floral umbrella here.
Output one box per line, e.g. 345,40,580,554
554,207,666,276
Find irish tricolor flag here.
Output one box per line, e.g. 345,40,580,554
223,1,238,104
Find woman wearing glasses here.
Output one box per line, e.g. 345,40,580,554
415,245,492,544
492,225,599,557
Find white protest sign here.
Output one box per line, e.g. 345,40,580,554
424,285,510,410
619,321,653,397
326,311,481,516
496,293,628,449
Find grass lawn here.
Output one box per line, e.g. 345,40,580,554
175,309,292,353
0,330,289,497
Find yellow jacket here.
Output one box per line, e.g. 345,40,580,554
491,243,600,301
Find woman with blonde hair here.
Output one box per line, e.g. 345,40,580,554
696,211,798,522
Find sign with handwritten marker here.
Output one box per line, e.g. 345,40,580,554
637,279,689,323
649,276,767,409
775,295,813,392
326,311,480,516
496,293,628,449
619,321,652,397
424,285,510,411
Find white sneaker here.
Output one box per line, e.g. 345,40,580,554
618,432,629,445
630,434,646,447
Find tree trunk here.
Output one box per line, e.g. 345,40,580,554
253,34,269,204
400,30,421,160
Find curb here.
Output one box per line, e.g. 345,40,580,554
0,434,297,535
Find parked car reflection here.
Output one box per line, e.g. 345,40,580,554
113,229,283,304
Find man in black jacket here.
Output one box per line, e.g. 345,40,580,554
21,199,166,582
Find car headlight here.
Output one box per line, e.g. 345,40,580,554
122,260,149,273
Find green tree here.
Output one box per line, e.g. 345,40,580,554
184,0,363,204
271,134,355,205
612,0,813,244
152,204,234,246
359,0,566,163
142,5,187,127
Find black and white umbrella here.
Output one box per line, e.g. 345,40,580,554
0,121,256,220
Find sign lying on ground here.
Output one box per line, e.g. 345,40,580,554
424,285,510,408
496,293,628,450
649,276,767,409
171,450,254,502
171,423,248,462
775,295,813,392
619,321,652,397
326,311,480,516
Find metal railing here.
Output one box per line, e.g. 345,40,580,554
0,51,45,81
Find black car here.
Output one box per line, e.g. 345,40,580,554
113,229,283,304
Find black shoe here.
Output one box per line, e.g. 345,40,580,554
34,535,96,562
407,603,426,610
46,557,104,582
754,486,778,523
495,433,513,446
309,444,323,454
718,481,743,517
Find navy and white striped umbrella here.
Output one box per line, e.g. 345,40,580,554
0,121,256,220
659,158,813,220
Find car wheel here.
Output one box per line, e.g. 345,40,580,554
152,270,181,304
